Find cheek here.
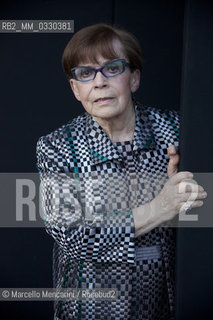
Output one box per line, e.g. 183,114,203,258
77,86,91,102
116,76,132,97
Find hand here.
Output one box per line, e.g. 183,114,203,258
149,145,207,224
149,171,207,225
133,145,207,236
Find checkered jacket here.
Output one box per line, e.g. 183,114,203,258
36,104,179,320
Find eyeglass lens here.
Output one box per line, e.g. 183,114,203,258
74,60,125,81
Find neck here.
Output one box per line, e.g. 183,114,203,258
93,102,136,143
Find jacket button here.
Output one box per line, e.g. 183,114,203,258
115,161,124,168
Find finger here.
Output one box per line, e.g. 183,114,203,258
167,145,180,178
179,200,204,212
178,182,206,193
180,184,205,193
169,171,194,185
178,191,207,201
168,144,177,155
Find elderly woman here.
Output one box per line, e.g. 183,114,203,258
36,24,206,320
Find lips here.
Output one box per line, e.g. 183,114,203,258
94,97,114,103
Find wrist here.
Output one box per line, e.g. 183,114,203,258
132,201,155,232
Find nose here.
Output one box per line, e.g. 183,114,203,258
93,70,108,88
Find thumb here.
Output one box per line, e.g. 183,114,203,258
167,145,179,178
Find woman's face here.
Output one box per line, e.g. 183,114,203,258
70,39,140,121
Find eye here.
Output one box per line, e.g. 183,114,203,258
79,68,93,78
106,63,120,73
104,61,123,75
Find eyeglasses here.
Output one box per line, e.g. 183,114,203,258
71,59,130,82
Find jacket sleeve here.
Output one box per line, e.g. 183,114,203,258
36,135,136,264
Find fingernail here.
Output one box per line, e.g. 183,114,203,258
170,145,175,153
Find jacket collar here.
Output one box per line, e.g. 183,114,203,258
86,104,156,165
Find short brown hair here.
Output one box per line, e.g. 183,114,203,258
62,23,143,80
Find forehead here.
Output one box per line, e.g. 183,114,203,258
78,39,126,67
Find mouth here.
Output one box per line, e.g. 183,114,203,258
94,97,115,103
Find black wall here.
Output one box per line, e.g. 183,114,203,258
176,1,213,319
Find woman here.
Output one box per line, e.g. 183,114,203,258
37,23,207,319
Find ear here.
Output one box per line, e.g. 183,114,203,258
130,69,140,93
69,79,81,101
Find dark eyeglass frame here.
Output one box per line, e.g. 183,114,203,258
71,58,130,82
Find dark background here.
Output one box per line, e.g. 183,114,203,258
0,0,212,319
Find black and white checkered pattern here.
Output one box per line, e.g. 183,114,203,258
37,104,179,319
